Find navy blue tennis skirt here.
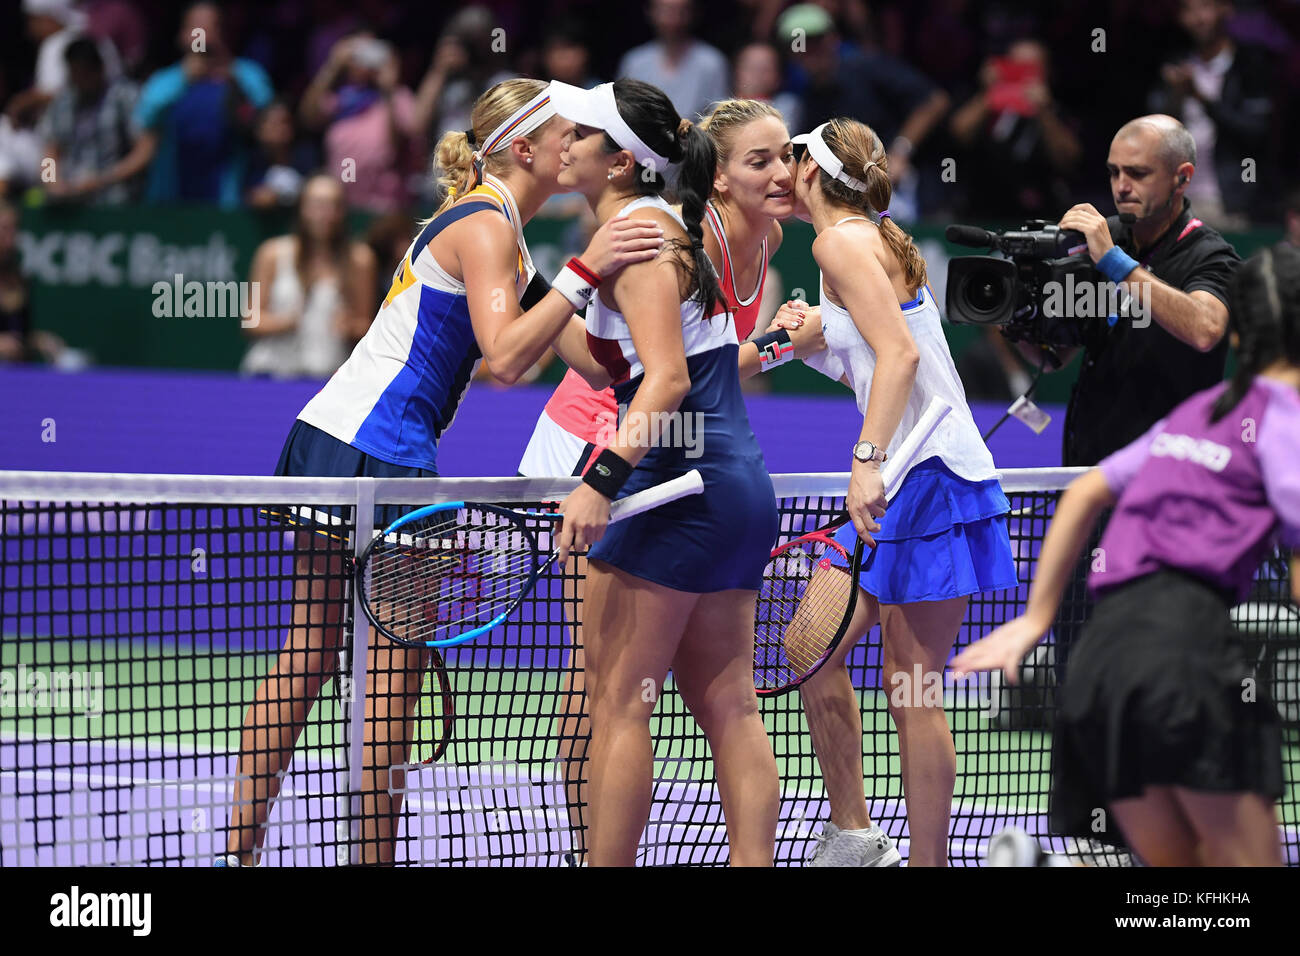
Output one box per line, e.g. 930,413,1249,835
828,457,1018,604
272,418,436,529
587,448,778,593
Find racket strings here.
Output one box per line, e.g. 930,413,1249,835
364,509,543,643
755,539,855,689
371,549,535,603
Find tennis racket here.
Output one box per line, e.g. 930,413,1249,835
414,647,454,764
356,470,705,648
257,503,459,764
754,398,954,695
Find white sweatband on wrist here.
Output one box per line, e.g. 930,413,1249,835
552,257,601,310
753,328,795,371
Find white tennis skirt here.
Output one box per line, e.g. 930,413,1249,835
517,409,598,478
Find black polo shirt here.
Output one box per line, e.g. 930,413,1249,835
1063,201,1240,466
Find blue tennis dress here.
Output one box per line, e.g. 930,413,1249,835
585,196,778,593
805,216,1017,604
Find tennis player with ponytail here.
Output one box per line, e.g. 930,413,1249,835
527,96,827,866
543,78,781,866
700,98,826,374
220,77,663,866
785,118,1017,867
955,245,1299,867
518,97,819,478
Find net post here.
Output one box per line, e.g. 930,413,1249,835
338,478,375,866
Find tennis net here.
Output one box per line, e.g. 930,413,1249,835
1,469,1295,866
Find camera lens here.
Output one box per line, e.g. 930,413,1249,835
944,255,1016,329
963,267,1011,319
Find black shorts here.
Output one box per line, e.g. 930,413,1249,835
1049,570,1286,846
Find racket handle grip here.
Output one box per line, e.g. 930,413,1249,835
879,397,953,500
608,469,705,523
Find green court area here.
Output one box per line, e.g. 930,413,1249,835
0,638,1096,805
4,636,1296,833
1,638,342,752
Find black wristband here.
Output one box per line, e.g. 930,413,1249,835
520,271,551,310
582,448,633,499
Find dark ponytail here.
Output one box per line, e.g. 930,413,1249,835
673,119,727,317
1210,243,1300,422
604,78,726,318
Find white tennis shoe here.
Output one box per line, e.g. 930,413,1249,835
806,822,902,867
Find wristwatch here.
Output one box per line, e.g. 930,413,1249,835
852,440,887,464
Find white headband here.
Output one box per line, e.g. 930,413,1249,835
475,88,556,161
547,80,673,171
792,123,869,192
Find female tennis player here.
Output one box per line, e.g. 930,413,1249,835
219,77,664,867
520,96,818,480
954,245,1299,866
784,118,1017,867
527,96,826,865
540,77,782,866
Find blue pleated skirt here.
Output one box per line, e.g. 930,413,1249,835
829,457,1018,605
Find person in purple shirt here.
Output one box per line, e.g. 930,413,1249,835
954,243,1300,867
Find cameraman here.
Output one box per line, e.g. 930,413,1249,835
1024,116,1241,761
1041,114,1240,467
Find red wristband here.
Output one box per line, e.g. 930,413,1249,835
568,257,601,286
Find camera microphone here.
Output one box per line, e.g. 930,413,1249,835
945,224,999,248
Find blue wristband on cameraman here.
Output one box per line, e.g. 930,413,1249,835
1097,247,1139,284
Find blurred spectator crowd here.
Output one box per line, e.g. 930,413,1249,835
2,0,1298,380
0,0,1296,228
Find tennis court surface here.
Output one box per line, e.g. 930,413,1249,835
2,470,1296,866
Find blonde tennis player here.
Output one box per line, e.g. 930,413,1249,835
221,77,662,866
